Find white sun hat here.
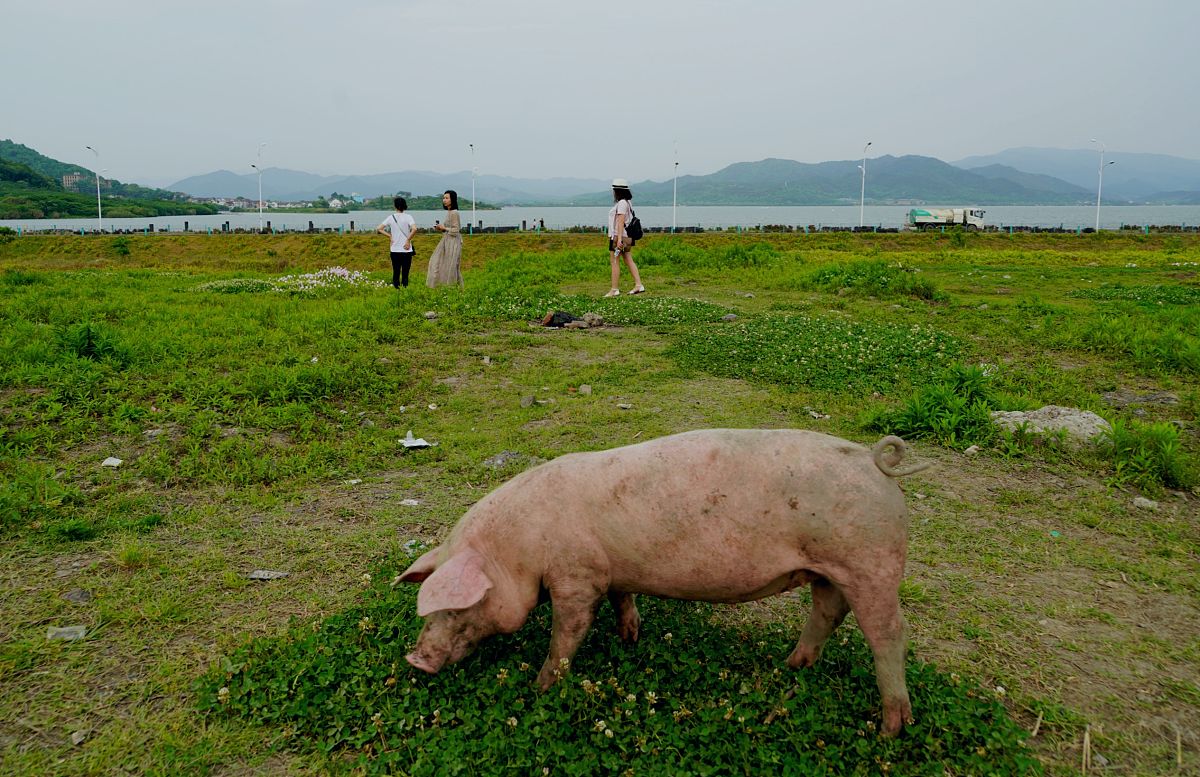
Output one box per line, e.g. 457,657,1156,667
611,178,630,188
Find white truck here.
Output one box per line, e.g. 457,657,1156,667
906,207,986,230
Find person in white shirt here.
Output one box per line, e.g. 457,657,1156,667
376,197,418,288
605,178,645,297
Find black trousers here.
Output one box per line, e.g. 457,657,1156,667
390,251,414,287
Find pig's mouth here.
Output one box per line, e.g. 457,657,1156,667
406,651,445,674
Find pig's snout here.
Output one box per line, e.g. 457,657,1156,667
406,652,445,674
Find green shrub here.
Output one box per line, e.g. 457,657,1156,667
864,364,998,449
55,321,130,366
1099,418,1194,493
197,553,1042,776
800,260,945,301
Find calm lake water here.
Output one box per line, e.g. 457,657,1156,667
5,205,1200,233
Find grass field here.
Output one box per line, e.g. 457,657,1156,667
1,230,1197,775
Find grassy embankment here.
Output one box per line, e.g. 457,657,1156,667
1,230,1198,775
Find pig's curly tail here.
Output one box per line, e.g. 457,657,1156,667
872,436,932,478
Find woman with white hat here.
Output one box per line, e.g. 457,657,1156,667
605,178,645,297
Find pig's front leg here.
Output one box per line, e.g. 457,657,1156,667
609,591,640,642
536,582,605,690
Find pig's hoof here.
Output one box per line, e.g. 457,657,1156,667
617,613,641,643
881,702,913,736
786,644,821,669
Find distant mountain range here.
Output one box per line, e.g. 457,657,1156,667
169,169,610,206
157,148,1198,207
953,148,1200,202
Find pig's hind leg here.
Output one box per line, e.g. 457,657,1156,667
787,576,850,669
609,591,640,642
840,583,912,736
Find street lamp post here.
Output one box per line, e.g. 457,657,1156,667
253,142,266,232
859,141,872,229
672,141,679,234
1090,139,1114,231
85,145,103,232
469,143,476,236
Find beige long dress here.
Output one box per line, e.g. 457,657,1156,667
425,209,463,288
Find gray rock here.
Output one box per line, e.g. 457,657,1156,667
247,570,289,581
520,396,535,408
423,311,438,320
578,384,593,396
62,589,93,604
101,457,123,468
721,314,738,322
1132,497,1159,511
48,626,87,641
990,405,1111,445
70,730,89,746
1102,389,1179,408
143,428,164,439
617,403,633,410
582,312,605,327
963,445,982,456
483,451,526,468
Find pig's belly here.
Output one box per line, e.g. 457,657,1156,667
611,557,820,604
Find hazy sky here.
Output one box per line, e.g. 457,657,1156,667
7,0,1197,187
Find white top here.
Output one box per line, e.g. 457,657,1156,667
607,199,632,238
380,212,417,251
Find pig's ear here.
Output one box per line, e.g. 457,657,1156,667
416,549,493,616
395,547,442,584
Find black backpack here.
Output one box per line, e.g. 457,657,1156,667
624,204,644,240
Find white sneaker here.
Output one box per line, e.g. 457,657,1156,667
604,288,620,298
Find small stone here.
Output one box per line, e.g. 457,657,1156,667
63,589,93,604
520,396,535,408
742,293,755,298
360,418,375,428
377,357,393,364
70,730,88,746
310,356,319,363
101,457,122,468
247,570,289,581
963,445,981,456
400,498,421,506
423,311,438,320
143,428,163,439
481,355,491,365
344,478,363,486
721,314,738,322
977,303,989,310
582,312,604,327
1132,497,1158,511
534,398,554,405
48,626,87,641
617,403,633,410
578,385,592,396
427,404,438,410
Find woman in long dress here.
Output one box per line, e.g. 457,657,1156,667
426,189,463,288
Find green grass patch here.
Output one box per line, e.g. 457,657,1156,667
197,554,1042,776
670,314,958,392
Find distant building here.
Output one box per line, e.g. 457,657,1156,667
62,172,86,190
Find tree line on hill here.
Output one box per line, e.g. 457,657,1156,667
0,140,219,219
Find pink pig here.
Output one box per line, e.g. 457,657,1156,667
395,429,929,735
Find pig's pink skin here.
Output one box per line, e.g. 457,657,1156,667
398,429,921,735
